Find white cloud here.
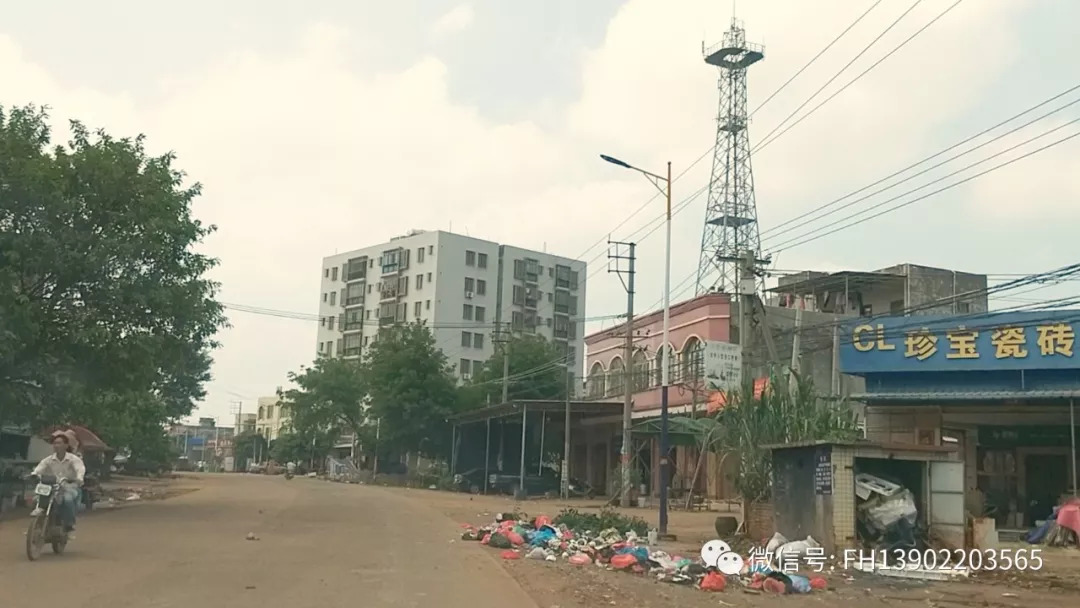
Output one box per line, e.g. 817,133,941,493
1,0,1076,421
430,4,475,37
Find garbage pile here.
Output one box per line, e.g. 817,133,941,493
459,510,830,595
855,473,927,559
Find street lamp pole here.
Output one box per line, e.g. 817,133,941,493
600,154,673,537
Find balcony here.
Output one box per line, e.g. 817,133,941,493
345,294,364,307
380,285,399,302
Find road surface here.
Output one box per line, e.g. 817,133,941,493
0,474,539,608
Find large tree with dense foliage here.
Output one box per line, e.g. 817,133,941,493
279,357,368,450
0,105,225,451
465,334,569,405
361,322,461,458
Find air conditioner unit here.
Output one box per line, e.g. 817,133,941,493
465,291,474,299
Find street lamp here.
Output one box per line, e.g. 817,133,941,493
600,153,673,537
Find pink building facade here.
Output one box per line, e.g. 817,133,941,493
584,293,733,415
579,293,739,500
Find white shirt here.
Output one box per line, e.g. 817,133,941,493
32,452,86,486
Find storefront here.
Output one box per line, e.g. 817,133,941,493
840,310,1080,531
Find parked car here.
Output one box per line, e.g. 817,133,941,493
453,468,595,498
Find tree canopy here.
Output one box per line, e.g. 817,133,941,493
362,322,461,458
280,357,368,444
0,105,225,453
466,334,568,405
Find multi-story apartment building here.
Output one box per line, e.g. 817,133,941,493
315,230,587,386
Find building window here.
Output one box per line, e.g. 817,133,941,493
331,267,338,281
513,259,524,280
512,311,524,330
363,336,369,346
476,279,486,295
320,317,326,327
416,274,424,290
465,277,475,293
478,253,488,269
465,250,476,266
317,342,323,353
461,331,472,347
367,284,372,294
365,309,371,320
329,291,337,306
369,259,374,268
324,268,329,278
414,301,422,317
957,301,971,313
427,272,432,282
513,285,524,305
328,316,335,330
475,306,486,322
322,293,328,302
418,247,425,263
460,359,471,376
326,341,335,357
428,245,434,255
473,333,484,348
426,300,431,310
463,304,474,320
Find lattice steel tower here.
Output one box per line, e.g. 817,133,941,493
695,20,765,296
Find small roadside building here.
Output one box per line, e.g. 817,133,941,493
839,310,1080,533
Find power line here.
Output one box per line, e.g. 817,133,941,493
750,0,886,116
752,0,928,153
754,0,964,155
758,83,1080,241
768,125,1080,254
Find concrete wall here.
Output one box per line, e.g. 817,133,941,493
741,303,867,399
877,264,988,314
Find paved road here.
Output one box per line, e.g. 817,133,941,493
0,475,539,608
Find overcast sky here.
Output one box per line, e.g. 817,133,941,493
3,0,1078,425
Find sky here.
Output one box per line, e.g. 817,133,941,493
3,0,1079,425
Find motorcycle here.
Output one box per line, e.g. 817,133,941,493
25,474,72,561
284,470,294,480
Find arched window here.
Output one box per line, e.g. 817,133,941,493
258,406,265,420
607,357,625,396
654,344,676,386
631,349,650,392
681,337,704,382
587,362,607,399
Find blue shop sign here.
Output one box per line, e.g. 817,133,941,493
839,310,1080,374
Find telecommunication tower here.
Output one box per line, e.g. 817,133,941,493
695,20,766,296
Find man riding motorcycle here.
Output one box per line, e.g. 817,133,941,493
30,431,85,533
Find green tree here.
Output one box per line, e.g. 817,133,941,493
0,105,225,430
270,431,312,464
714,373,861,503
364,322,460,458
234,431,268,466
280,357,368,449
466,334,568,405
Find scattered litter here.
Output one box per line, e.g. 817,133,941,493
245,532,260,541
456,509,832,595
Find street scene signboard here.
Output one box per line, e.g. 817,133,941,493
703,341,742,392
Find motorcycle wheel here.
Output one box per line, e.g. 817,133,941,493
52,531,68,555
25,515,46,561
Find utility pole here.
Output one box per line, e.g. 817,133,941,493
561,363,572,499
608,240,636,508
492,321,511,403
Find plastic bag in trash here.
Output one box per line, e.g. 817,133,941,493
764,532,788,555
773,536,820,568
861,489,917,533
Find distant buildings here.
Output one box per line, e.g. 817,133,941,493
168,418,235,465
315,229,587,384
255,395,289,441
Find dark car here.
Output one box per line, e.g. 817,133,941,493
453,468,595,498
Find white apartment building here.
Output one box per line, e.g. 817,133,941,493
255,395,290,441
315,230,587,390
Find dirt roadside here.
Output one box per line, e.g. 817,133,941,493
389,486,1080,608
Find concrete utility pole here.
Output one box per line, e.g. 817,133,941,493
608,240,636,508
561,364,572,499
492,321,511,403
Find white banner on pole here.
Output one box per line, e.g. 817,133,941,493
703,341,742,393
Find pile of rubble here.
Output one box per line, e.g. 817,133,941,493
459,511,830,595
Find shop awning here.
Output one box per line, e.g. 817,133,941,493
447,399,623,424
853,389,1080,402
